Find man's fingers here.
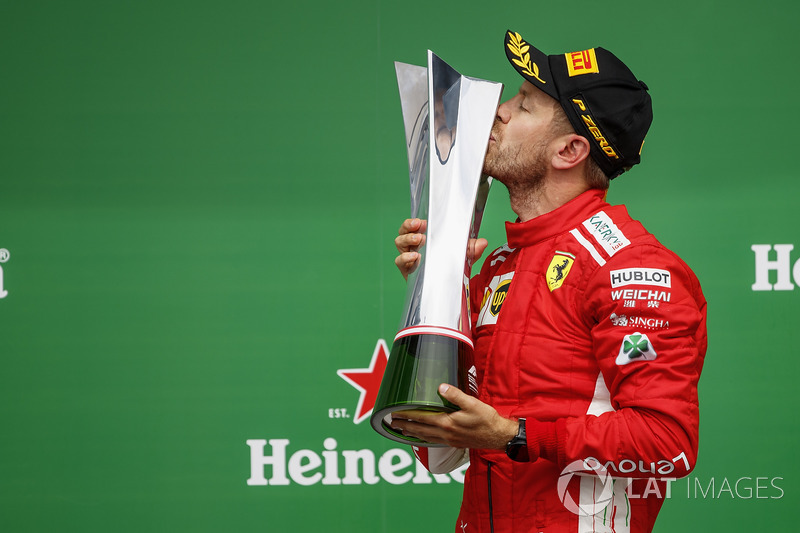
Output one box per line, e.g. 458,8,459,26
389,413,449,444
398,218,421,235
468,238,490,264
397,218,427,238
395,218,427,280
474,238,489,260
395,232,426,253
398,218,428,234
395,218,427,254
395,252,421,280
391,409,444,422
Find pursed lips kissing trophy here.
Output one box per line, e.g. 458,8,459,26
370,51,503,446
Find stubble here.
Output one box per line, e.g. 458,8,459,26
483,134,549,196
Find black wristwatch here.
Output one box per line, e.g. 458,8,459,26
505,418,529,462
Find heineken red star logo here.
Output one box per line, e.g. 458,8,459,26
337,339,389,424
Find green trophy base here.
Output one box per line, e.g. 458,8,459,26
370,332,475,446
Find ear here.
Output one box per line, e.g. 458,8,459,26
551,134,591,171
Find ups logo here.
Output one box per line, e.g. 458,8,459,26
490,280,511,316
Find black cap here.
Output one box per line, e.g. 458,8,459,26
504,30,653,179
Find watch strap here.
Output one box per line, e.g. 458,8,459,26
505,417,529,462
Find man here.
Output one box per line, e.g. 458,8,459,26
391,30,707,533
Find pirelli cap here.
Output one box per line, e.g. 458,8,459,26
504,30,653,179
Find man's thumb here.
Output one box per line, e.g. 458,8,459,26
438,383,466,406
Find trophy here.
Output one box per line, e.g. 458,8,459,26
370,51,502,446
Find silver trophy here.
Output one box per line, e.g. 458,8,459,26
371,51,502,446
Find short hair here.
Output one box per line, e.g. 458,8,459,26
549,103,610,191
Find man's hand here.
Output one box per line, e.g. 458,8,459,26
394,219,489,281
394,218,427,281
389,384,518,450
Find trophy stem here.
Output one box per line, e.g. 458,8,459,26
370,329,476,446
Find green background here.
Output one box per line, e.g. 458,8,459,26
1,0,798,531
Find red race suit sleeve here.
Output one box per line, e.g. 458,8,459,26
528,243,707,479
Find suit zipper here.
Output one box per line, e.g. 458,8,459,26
487,461,494,533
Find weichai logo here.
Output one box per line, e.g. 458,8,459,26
610,289,671,303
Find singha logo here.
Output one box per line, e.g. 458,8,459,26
610,313,629,326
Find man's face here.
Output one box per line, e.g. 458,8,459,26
483,81,561,188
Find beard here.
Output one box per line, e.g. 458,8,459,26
483,134,549,195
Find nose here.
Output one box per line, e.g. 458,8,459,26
496,99,511,124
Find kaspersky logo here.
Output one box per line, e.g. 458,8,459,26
246,339,467,486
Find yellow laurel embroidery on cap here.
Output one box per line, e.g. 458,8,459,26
507,32,546,84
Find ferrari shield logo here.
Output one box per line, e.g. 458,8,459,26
546,252,575,292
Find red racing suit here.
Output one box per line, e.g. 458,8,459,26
415,189,707,533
